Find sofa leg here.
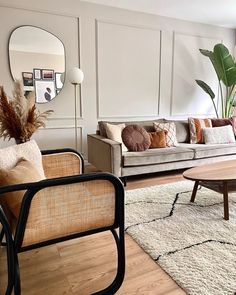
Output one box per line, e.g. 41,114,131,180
120,177,127,187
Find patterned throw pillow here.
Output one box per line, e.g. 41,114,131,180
148,130,167,148
188,118,212,144
153,122,178,146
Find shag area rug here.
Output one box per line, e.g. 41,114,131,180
125,181,236,295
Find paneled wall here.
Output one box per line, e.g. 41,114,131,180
0,0,235,158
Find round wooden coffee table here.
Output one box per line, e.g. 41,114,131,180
183,160,236,220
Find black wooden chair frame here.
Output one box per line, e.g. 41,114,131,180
0,149,125,295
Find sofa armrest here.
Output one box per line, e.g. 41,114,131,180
87,134,122,177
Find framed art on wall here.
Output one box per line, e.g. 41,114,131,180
41,69,54,80
35,80,56,103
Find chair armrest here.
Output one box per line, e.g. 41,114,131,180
41,148,84,178
87,134,122,177
0,172,124,250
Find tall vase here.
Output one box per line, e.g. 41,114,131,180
15,138,30,145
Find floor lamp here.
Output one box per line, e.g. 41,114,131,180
68,67,84,151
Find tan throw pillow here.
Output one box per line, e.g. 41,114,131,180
153,122,178,147
188,118,212,144
105,123,128,152
0,158,45,219
148,131,167,148
203,125,235,144
121,125,151,151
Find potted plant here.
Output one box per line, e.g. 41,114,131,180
0,80,53,144
196,43,236,118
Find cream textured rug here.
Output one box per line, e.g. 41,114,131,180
125,181,236,295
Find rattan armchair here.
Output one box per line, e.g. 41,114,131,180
0,148,125,295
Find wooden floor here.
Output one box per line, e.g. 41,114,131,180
0,167,187,295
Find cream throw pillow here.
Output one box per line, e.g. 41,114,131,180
203,125,235,144
153,122,178,146
0,140,45,178
105,123,128,152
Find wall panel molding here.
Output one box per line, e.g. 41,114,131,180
170,31,221,117
36,126,83,151
95,19,161,119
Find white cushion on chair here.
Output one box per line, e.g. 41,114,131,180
0,140,45,178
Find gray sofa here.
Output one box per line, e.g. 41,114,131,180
87,119,236,178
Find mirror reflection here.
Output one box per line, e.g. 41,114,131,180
9,26,65,103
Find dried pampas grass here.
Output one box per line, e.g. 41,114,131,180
0,80,53,143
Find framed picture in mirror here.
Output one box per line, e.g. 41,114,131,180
33,68,41,80
42,69,54,80
35,80,56,103
55,72,63,89
22,72,34,90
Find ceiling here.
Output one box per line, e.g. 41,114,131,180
81,0,236,28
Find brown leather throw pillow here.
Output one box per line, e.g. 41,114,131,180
121,124,151,151
148,130,167,148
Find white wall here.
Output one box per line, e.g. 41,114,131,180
0,0,235,158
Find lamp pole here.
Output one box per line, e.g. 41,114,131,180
68,67,84,152
73,83,78,151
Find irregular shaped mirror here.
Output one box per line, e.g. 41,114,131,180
9,26,65,103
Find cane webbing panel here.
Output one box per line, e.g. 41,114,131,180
42,152,82,178
22,179,115,247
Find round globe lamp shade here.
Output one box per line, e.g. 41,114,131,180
68,67,84,85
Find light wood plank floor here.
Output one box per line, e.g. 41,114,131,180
0,167,187,295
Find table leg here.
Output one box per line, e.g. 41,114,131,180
190,181,199,202
223,181,229,220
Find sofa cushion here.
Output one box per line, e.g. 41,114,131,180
165,120,190,143
148,130,167,148
122,124,151,151
104,123,128,152
203,125,235,144
98,119,165,137
211,118,233,127
154,122,178,146
123,147,194,167
179,143,236,159
211,117,236,136
188,118,212,144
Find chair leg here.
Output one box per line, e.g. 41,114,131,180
0,227,5,245
93,228,125,295
120,177,127,187
0,208,15,295
14,254,21,295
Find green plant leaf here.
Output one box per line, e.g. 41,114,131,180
213,44,236,86
195,80,215,99
199,48,222,80
196,79,219,117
